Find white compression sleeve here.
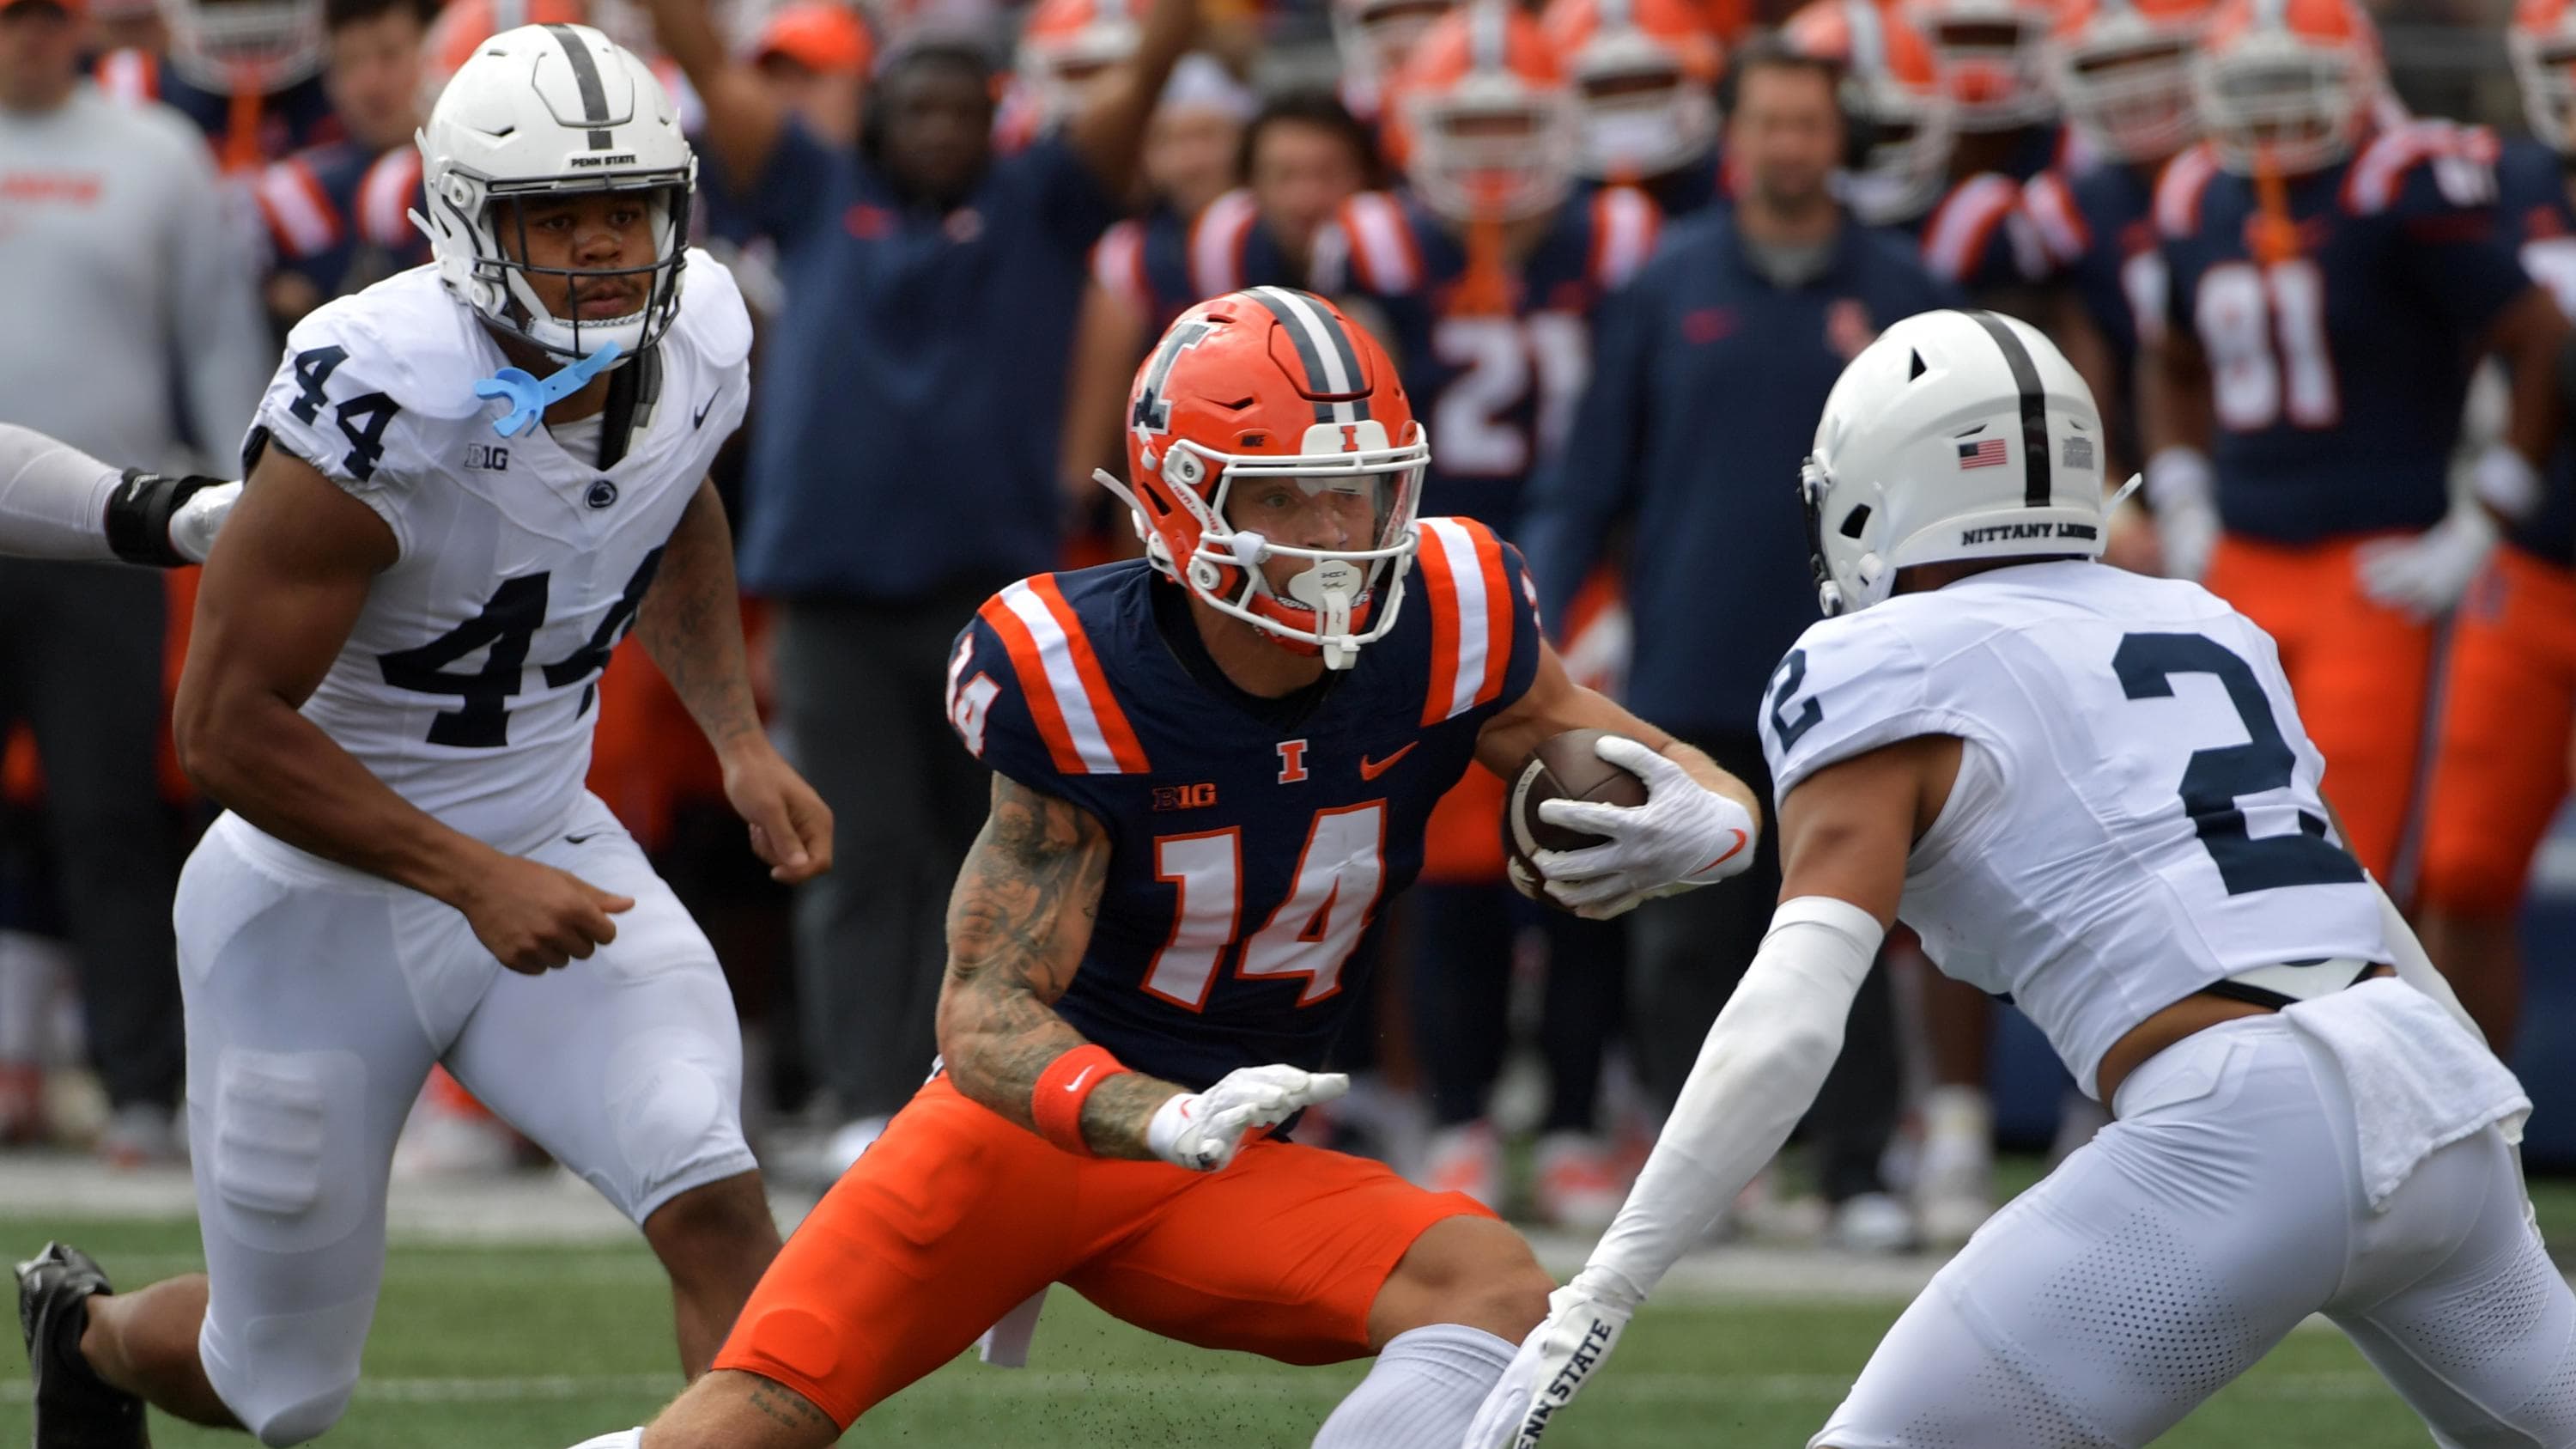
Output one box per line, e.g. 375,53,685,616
1585,896,1884,1300
0,423,119,561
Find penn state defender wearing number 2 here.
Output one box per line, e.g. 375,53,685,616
15,25,831,1449
1471,311,2568,1449
560,289,1759,1449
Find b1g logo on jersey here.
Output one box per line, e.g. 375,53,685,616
464,444,509,472
1152,782,1219,811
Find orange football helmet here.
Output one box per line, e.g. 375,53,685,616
1101,289,1430,669
2049,0,2209,162
1384,0,1581,222
1016,0,1139,125
1541,0,1723,182
2194,0,2381,176
1333,0,1457,91
1784,0,1955,224
2513,0,2576,155
1904,0,2060,131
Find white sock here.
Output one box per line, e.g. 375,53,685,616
565,1431,643,1449
1311,1324,1516,1448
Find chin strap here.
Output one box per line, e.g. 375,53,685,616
474,339,623,438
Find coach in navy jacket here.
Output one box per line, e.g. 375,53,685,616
1520,37,1961,1234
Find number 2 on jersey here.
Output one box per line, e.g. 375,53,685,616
1145,803,1387,1009
2114,632,2364,895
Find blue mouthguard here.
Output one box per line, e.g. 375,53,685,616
474,339,623,438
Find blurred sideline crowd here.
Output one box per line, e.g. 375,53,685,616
0,0,2567,1256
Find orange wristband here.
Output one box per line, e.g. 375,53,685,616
1032,1045,1129,1155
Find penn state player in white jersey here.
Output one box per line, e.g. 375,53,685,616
0,423,236,565
15,24,833,1449
1467,310,2572,1449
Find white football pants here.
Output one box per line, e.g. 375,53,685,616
1815,1014,2574,1449
172,798,756,1446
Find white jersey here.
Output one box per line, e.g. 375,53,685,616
246,253,752,851
1759,560,2386,1097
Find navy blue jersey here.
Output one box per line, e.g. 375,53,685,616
1324,187,1660,534
2156,125,2534,544
1091,190,1308,335
94,49,340,166
2498,137,2576,565
252,140,429,300
1624,158,1723,221
1896,172,2046,295
2025,157,2163,464
945,521,1542,1089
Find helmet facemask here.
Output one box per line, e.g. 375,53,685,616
2196,34,2369,175
438,169,693,365
1574,55,1717,180
1405,81,1579,222
2511,27,2576,155
2054,26,2201,161
161,0,325,93
1102,422,1427,670
1923,11,2057,129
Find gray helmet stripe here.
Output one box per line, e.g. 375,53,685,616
544,23,615,150
1963,309,2051,508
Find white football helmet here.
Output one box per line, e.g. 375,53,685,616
414,23,693,365
1800,310,2114,616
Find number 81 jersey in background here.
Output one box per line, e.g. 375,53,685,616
947,524,1541,1092
243,253,753,852
1759,561,2385,1099
2154,123,2530,545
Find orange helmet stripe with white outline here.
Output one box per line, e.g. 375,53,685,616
1542,0,1723,181
1384,0,1581,222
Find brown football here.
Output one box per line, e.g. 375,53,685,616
1504,728,1650,909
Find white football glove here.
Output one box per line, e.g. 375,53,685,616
1146,1064,1348,1172
1459,1267,1643,1449
2357,505,2500,621
2143,447,2220,583
1528,735,1755,921
167,480,240,564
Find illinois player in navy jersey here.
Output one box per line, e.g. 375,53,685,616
2144,0,2567,887
255,0,433,326
2412,0,2576,1056
2023,0,2208,491
1543,0,1726,219
1323,0,1662,1220
94,0,340,170
557,291,1759,1449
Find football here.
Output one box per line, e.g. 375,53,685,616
1503,728,1650,909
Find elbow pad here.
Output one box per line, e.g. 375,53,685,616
105,468,221,568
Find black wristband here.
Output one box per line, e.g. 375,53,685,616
104,468,216,568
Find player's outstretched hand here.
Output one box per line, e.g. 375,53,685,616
721,742,834,885
1530,735,1755,920
1146,1064,1348,1172
1459,1268,1642,1449
167,481,240,564
459,855,635,974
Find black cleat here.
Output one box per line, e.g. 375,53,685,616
15,1242,149,1448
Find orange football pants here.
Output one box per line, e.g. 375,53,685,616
2202,532,2437,881
2419,546,2576,915
712,1073,1493,1428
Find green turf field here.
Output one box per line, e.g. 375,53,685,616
2,1206,2530,1449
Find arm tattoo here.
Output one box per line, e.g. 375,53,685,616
938,776,1181,1160
636,480,763,757
744,1379,835,1431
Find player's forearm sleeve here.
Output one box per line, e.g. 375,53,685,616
1585,896,1882,1299
0,423,122,561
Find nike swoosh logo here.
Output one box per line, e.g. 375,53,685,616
564,831,608,846
1358,742,1417,781
692,395,715,429
1693,829,1748,876
1063,1066,1094,1093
